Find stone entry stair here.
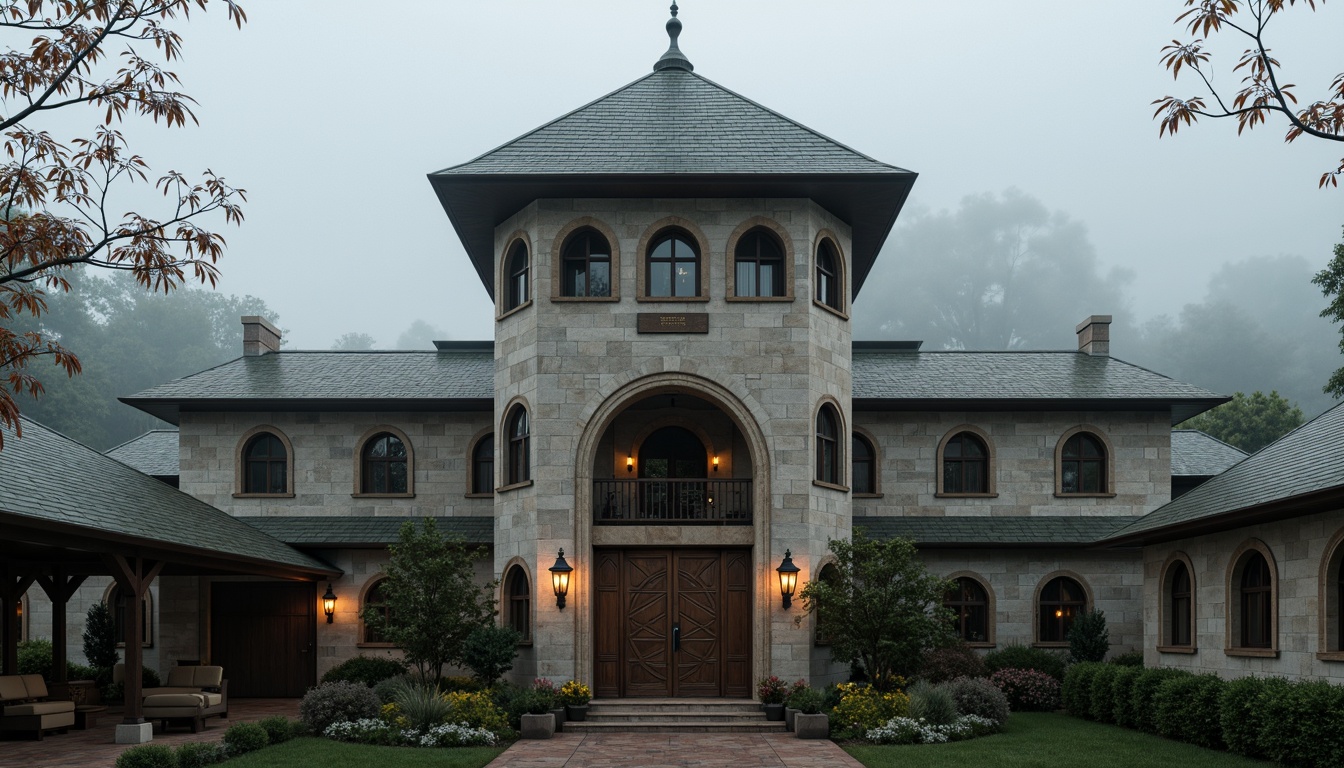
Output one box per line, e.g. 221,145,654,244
565,699,785,733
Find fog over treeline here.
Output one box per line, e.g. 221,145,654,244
852,189,1341,419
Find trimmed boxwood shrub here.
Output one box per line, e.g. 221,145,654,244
944,676,1010,726
300,680,382,734
918,643,988,683
984,644,1067,681
1088,664,1121,723
258,715,297,744
1062,661,1104,718
174,741,227,768
988,668,1061,711
1154,674,1225,750
1129,667,1189,733
1256,679,1344,768
1109,650,1143,667
223,721,270,754
114,745,175,768
1109,665,1142,728
320,655,408,687
1219,676,1286,758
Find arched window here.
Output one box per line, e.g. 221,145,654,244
1327,531,1344,654
734,228,785,297
243,432,288,494
505,240,529,311
814,563,841,646
472,434,495,495
815,238,841,310
362,578,392,645
646,229,700,298
1060,432,1107,494
1038,576,1086,643
361,433,408,494
506,405,530,485
107,584,152,648
815,405,841,485
942,432,989,494
561,228,611,297
852,433,876,494
945,577,990,643
1239,551,1273,648
504,565,531,644
1167,559,1193,647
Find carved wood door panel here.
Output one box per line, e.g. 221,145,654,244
623,551,673,697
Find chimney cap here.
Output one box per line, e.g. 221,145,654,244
1075,315,1112,333
241,315,281,336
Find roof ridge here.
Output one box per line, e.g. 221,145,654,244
1173,428,1248,456
102,429,174,455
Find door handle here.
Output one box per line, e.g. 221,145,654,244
673,623,681,652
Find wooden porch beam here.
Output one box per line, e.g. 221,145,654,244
107,554,163,724
35,569,87,684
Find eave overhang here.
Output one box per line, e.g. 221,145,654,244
120,397,494,426
852,397,1229,425
1100,485,1344,548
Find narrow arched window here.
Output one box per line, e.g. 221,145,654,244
363,578,392,644
561,228,611,297
1169,561,1192,646
1240,552,1273,648
815,239,841,310
1061,433,1106,494
107,585,152,648
1038,576,1086,643
814,563,841,646
361,433,408,494
646,229,699,298
852,433,876,494
507,405,530,485
942,432,988,494
472,434,495,494
243,433,287,494
505,240,529,311
734,228,785,297
504,565,531,643
945,577,989,643
815,405,841,485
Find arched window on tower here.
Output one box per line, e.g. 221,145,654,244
561,228,612,297
734,228,785,297
645,229,700,298
815,405,841,485
506,405,530,485
815,238,842,311
505,240,529,311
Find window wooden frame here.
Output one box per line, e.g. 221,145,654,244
813,232,847,317
498,233,532,319
731,227,787,299
635,217,709,302
851,428,881,497
358,575,394,647
1225,539,1279,657
936,426,996,497
1319,527,1344,661
553,219,619,301
502,562,532,646
725,216,795,303
944,572,995,647
504,403,531,488
466,428,495,498
1033,572,1090,647
642,226,702,300
1054,426,1116,497
812,399,847,491
233,426,294,498
353,426,414,497
1158,552,1197,653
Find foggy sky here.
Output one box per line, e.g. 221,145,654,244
59,0,1344,349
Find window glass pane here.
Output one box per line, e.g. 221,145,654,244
369,437,387,458
389,462,407,493
944,462,961,493
966,460,985,493
371,463,387,493
589,262,610,297
650,262,671,296
760,264,776,297
652,238,673,260
675,263,696,296
1062,464,1079,493
269,463,287,494
388,438,406,458
1081,461,1101,492
853,462,871,494
736,262,755,297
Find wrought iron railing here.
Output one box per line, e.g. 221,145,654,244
593,479,752,525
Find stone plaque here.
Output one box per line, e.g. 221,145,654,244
637,313,709,334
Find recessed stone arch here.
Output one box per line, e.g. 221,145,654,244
725,215,796,302
550,216,622,302
1320,527,1344,659
945,570,997,647
1158,551,1197,653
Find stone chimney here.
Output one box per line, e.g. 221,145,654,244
1076,315,1112,356
241,316,281,356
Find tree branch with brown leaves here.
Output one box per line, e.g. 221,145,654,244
0,0,246,447
1152,0,1344,188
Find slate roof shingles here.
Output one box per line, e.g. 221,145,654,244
857,516,1144,545
1170,429,1247,477
104,428,180,477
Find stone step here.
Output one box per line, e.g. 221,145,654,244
587,698,762,714
586,709,769,723
564,720,787,734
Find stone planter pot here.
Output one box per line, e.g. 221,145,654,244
795,712,830,739
763,702,786,721
566,704,589,722
784,707,799,731
550,706,567,730
520,713,555,740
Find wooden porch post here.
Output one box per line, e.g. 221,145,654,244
107,555,162,724
35,569,87,684
0,567,36,676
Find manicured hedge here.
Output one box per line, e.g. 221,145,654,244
1247,678,1344,768
1061,661,1104,718
1154,674,1224,750
1087,664,1120,724
1109,665,1142,729
1129,668,1189,733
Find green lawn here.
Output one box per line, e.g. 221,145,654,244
843,712,1269,768
221,737,505,768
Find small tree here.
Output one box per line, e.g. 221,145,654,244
796,531,954,689
83,601,119,671
1068,609,1110,663
362,519,495,687
462,624,521,684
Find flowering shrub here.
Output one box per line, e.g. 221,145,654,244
324,718,496,748
417,722,499,748
380,702,411,730
865,714,998,744
558,680,592,706
299,681,382,734
532,678,558,709
944,676,1010,727
446,690,512,736
757,676,788,704
828,682,910,735
919,643,988,683
989,668,1060,712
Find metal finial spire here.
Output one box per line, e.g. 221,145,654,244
654,1,693,72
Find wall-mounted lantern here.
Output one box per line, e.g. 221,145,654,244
550,549,574,609
777,550,800,609
626,456,635,473
712,456,720,472
322,583,337,624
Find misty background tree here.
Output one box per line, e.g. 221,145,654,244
1178,391,1304,453
332,332,376,350
0,0,247,448
1312,227,1344,397
396,319,448,350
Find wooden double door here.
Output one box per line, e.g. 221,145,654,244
210,582,316,697
594,548,751,698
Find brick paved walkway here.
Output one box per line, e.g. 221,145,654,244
0,698,298,768
484,733,864,768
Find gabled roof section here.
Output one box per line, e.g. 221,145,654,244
852,349,1227,424
1106,402,1344,544
1170,429,1247,477
105,429,179,478
0,419,336,578
428,68,917,299
120,348,494,424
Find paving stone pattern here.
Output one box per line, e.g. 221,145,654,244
485,733,863,768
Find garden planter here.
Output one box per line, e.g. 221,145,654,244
794,713,830,739
550,706,567,730
784,707,799,731
763,703,785,721
520,713,555,740
566,704,589,722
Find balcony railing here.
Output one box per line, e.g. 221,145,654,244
593,479,752,525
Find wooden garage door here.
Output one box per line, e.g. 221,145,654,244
594,549,750,698
210,582,316,697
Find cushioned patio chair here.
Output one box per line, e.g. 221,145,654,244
0,674,76,740
136,665,228,733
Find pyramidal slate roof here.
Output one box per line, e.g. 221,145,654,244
1170,429,1247,477
0,418,336,577
1107,402,1344,543
105,428,180,478
428,67,917,299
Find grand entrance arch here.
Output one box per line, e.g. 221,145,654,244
572,371,773,698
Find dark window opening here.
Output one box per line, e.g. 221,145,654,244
816,239,841,310
1061,433,1106,494
507,406,530,485
363,579,391,644
361,433,408,494
1240,552,1273,648
506,240,529,311
243,433,287,494
561,228,612,297
472,435,495,494
505,566,531,643
942,432,988,494
852,434,875,494
646,230,700,298
1170,561,1192,646
734,228,785,297
815,406,841,485
945,577,990,643
1039,576,1086,643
